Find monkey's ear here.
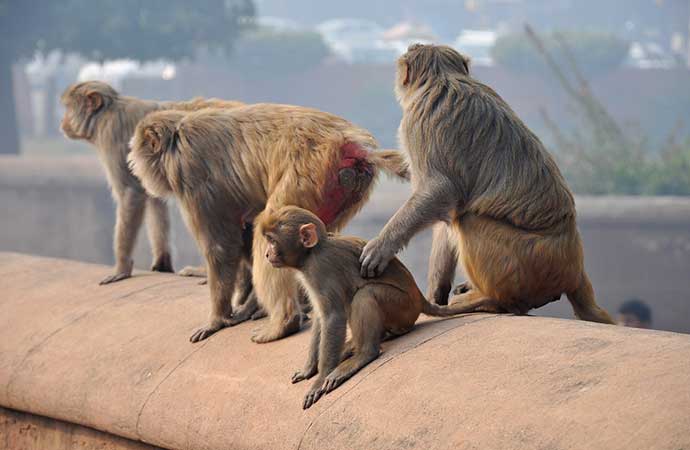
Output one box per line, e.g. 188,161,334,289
143,128,162,153
299,223,319,248
85,91,103,112
461,55,471,74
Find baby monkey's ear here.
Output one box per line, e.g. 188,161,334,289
299,223,319,248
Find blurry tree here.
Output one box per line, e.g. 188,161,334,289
492,30,629,77
527,24,690,196
232,29,329,78
0,0,254,154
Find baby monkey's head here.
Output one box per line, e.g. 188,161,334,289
260,206,328,269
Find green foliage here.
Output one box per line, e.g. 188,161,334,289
232,29,329,77
1,0,254,61
492,31,629,76
551,123,690,196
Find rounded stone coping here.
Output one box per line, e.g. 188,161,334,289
0,252,689,450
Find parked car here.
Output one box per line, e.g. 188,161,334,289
316,18,398,63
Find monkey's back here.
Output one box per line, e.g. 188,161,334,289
330,236,427,325
406,75,575,232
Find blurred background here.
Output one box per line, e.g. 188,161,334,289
1,0,689,332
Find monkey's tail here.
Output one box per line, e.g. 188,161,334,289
421,299,473,317
370,150,410,181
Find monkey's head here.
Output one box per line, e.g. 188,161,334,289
260,206,328,269
60,81,118,142
396,44,471,97
128,110,186,198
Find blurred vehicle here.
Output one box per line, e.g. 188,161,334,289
383,21,437,55
256,16,302,32
78,60,177,89
627,41,676,69
316,18,398,63
453,29,498,66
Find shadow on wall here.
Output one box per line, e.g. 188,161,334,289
1,156,690,334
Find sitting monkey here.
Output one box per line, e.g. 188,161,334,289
261,206,470,409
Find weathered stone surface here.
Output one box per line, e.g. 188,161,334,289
1,407,162,450
1,252,689,450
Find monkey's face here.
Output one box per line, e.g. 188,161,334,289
262,208,324,269
128,115,182,198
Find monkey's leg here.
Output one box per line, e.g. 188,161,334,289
232,262,254,308
251,226,302,343
292,315,321,384
427,223,458,305
340,339,356,362
100,189,146,285
566,272,615,324
251,307,267,320
145,197,173,273
190,235,242,343
303,311,347,409
447,290,505,314
322,289,382,394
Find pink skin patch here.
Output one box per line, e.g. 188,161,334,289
316,142,374,226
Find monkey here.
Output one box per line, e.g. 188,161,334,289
261,206,473,409
59,81,247,286
359,44,614,325
127,105,409,343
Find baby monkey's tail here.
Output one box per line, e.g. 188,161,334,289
369,149,410,181
422,299,477,317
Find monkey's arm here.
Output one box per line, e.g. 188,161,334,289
100,188,147,285
303,311,347,409
292,315,321,384
427,223,458,305
360,180,456,278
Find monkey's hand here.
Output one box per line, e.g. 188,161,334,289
303,379,326,409
292,365,318,384
189,317,233,343
359,237,396,278
178,265,207,278
452,281,473,295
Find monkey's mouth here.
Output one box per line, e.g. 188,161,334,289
267,257,285,268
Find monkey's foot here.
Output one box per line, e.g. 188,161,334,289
251,307,267,321
291,366,317,384
178,265,207,278
99,271,132,285
452,281,473,295
251,313,301,343
151,253,174,273
189,318,233,343
227,302,257,326
303,381,326,409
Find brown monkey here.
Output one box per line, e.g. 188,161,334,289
128,105,409,343
360,44,614,324
261,206,468,409
60,80,245,285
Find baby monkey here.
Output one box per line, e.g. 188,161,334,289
261,206,470,409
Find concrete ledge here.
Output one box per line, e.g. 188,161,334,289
1,252,689,450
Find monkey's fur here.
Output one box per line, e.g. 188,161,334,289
128,104,409,343
261,206,468,409
60,80,245,285
360,44,614,324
